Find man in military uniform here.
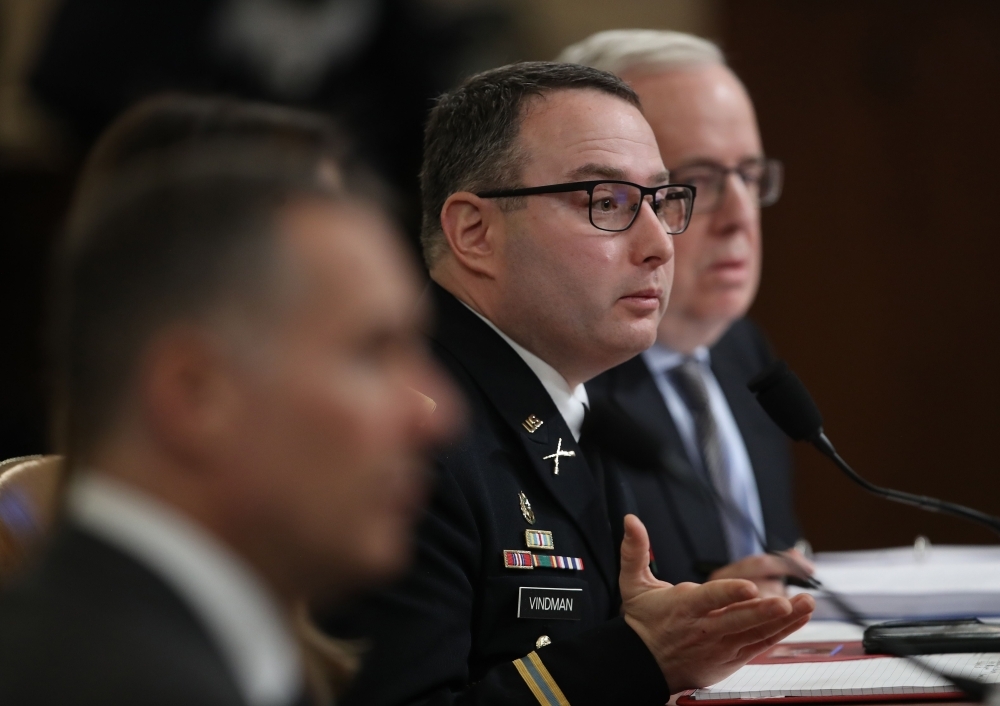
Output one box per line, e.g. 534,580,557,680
325,62,814,706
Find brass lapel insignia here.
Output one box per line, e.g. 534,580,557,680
522,415,544,433
519,491,536,525
543,438,575,475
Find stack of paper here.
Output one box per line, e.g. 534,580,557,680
686,653,1000,702
792,545,1000,620
781,620,866,644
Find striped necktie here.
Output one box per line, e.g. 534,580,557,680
668,357,758,559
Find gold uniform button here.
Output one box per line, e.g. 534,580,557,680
535,635,552,649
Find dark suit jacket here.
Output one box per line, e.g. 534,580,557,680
323,284,669,706
0,522,265,706
587,318,800,585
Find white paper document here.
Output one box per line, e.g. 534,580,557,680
780,620,867,644
790,545,1000,620
689,653,1000,700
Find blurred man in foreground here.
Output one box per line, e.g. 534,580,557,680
561,31,804,594
0,96,457,705
326,61,813,706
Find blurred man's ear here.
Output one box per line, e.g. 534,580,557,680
438,192,504,278
140,327,241,463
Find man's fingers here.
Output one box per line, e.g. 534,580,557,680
704,595,791,633
733,614,813,663
619,515,663,601
724,599,809,645
619,515,650,578
717,592,815,649
766,613,813,646
788,592,816,613
777,549,815,577
681,578,759,617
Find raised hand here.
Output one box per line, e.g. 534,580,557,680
708,549,815,598
619,514,815,693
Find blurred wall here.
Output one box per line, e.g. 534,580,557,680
507,0,719,61
0,0,64,165
0,0,70,461
722,0,1000,550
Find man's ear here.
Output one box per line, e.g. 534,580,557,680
439,192,504,277
140,327,239,466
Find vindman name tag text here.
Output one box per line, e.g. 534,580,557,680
517,586,583,620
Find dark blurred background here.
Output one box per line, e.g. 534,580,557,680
2,0,999,552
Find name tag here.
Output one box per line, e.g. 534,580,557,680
517,586,583,620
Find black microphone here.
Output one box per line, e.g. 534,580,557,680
748,361,1000,539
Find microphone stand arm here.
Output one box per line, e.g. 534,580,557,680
811,431,1000,539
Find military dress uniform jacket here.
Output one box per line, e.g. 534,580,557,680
324,284,670,706
587,318,801,585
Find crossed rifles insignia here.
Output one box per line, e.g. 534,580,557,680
543,438,575,475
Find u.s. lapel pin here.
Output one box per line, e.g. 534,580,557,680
543,437,575,475
522,414,543,433
519,491,536,525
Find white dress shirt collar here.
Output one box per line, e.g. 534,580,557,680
641,340,711,373
463,303,589,441
67,473,303,706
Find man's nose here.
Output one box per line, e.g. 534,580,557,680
411,360,464,445
631,197,674,265
712,172,757,234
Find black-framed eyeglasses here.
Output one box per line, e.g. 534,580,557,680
667,157,783,215
476,180,697,235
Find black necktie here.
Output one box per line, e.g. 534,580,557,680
578,408,608,514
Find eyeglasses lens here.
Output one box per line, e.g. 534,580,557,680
758,160,783,207
589,183,692,234
653,186,693,234
590,183,640,231
673,159,783,214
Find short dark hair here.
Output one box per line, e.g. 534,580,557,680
68,93,351,236
48,94,360,460
83,92,346,171
419,61,640,267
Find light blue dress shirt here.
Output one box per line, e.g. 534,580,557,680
641,343,766,561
